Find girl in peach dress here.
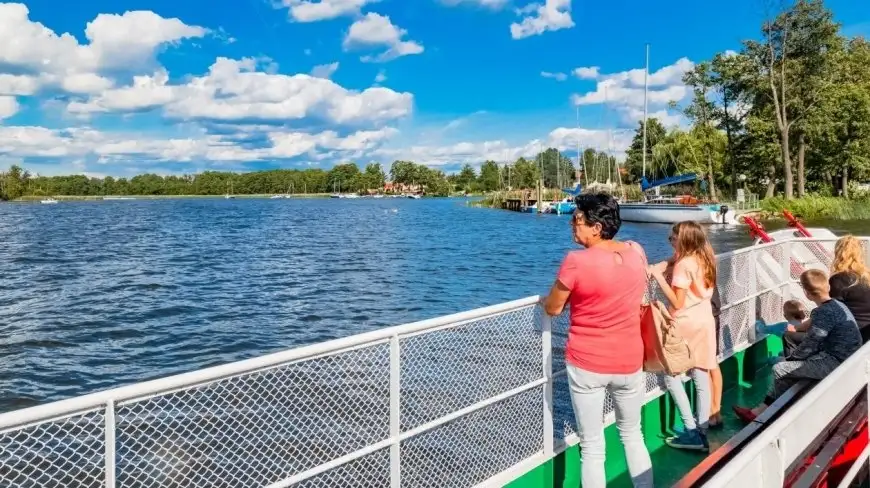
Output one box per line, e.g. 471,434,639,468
649,221,718,452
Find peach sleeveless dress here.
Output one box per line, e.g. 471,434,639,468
669,255,717,370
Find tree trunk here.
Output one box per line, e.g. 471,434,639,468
825,172,836,194
768,20,793,199
705,149,717,201
780,128,794,199
722,93,737,200
842,167,849,199
796,132,806,198
766,164,776,198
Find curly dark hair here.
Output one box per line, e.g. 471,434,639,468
572,193,621,240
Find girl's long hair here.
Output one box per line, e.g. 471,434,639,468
832,235,870,284
671,221,717,288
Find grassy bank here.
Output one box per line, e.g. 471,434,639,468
761,196,870,220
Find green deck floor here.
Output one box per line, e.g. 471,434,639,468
508,336,783,488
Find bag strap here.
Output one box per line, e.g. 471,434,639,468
625,241,657,304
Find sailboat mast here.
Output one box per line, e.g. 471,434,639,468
642,43,649,180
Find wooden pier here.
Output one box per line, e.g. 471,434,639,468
503,198,538,212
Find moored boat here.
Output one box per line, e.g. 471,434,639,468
618,193,738,224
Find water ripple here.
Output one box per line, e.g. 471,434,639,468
0,198,756,412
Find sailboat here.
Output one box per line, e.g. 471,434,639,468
618,45,736,225
225,180,235,199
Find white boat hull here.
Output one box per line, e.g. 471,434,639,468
619,203,736,224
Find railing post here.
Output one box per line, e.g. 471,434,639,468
389,334,401,488
781,240,792,301
105,399,116,488
541,312,554,458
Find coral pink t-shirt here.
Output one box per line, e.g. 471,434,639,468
557,242,647,374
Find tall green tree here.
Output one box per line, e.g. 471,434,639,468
743,0,841,198
456,164,478,190
328,163,361,192
537,148,576,188
711,52,755,198
624,118,667,182
362,163,386,190
810,37,870,197
479,160,501,191
680,61,719,200
0,165,29,201
508,157,539,189
389,160,418,184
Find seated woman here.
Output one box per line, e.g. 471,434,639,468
541,193,653,488
734,269,862,422
787,235,870,352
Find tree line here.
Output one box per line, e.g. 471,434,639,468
623,0,870,200
0,146,588,200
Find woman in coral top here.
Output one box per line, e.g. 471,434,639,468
649,221,718,452
542,193,653,488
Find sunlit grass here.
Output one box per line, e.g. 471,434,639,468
761,196,870,220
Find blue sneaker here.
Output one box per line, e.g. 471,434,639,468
666,429,709,452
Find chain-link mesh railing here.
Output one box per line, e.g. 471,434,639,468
0,238,853,488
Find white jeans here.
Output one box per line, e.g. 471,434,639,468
567,364,654,488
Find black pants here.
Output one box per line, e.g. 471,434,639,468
782,331,806,358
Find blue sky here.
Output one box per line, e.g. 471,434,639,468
0,0,867,177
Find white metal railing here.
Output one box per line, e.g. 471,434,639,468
0,238,848,487
703,342,870,488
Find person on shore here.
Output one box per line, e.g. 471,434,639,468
648,221,717,452
785,236,870,353
733,269,862,422
542,193,653,488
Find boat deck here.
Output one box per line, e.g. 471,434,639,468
507,345,777,488
651,368,772,487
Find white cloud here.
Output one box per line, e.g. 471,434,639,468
570,57,694,128
0,4,206,76
310,62,339,79
82,10,208,69
601,57,693,88
279,0,378,22
620,108,684,128
0,74,40,96
540,71,567,81
0,124,399,163
344,13,424,62
439,0,508,8
0,96,20,120
68,57,414,127
0,3,206,104
572,84,689,108
510,0,574,40
374,126,631,166
375,69,387,83
572,66,599,79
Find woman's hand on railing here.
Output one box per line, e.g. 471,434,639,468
647,261,667,277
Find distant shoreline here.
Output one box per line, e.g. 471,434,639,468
14,193,337,201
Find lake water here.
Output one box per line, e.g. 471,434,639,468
0,197,851,412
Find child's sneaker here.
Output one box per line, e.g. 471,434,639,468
665,428,709,452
